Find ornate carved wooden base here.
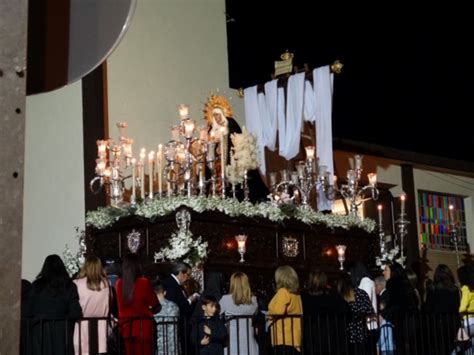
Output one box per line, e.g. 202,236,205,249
86,206,377,299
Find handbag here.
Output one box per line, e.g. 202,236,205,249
107,319,122,355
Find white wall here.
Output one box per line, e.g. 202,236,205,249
107,0,244,150
23,82,85,280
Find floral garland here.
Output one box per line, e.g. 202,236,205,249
86,196,377,233
154,229,208,268
62,227,87,277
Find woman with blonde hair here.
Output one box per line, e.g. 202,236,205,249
268,266,302,354
73,256,111,354
220,271,259,355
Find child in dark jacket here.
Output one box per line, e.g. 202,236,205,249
191,295,227,355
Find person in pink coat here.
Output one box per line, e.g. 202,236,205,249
74,256,111,354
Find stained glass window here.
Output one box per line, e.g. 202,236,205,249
418,190,467,251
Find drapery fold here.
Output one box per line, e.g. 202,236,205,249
243,66,334,211
314,65,334,211
280,72,305,159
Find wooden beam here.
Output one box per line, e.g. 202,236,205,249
82,62,108,212
401,164,420,270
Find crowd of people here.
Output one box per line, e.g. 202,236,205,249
21,253,474,355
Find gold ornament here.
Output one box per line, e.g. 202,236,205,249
203,93,234,126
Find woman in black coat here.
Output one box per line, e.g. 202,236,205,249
26,254,82,354
423,264,460,355
302,270,351,354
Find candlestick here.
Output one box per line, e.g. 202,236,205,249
354,155,362,170
235,234,248,263
131,158,136,204
336,245,346,270
140,148,146,200
157,145,163,196
449,204,455,222
220,128,226,197
401,194,406,215
377,204,383,226
220,128,226,170
148,151,154,199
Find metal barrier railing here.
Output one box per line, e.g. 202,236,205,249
21,312,474,354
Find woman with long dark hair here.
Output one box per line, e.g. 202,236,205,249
337,272,374,354
116,254,160,355
382,262,418,354
302,270,350,354
423,264,460,355
26,254,82,354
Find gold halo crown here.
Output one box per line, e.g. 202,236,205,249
203,94,233,125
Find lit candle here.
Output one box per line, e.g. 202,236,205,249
177,104,189,120
95,159,106,175
400,194,406,215
148,151,154,198
140,148,146,199
449,204,455,222
336,245,346,258
157,145,163,196
199,164,205,189
131,158,136,201
377,204,383,226
220,127,226,178
123,138,133,160
183,119,195,138
96,140,107,158
347,169,356,184
354,155,362,170
305,145,315,161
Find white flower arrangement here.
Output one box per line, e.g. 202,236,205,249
154,229,208,267
230,127,259,172
86,196,377,233
226,155,244,185
62,227,87,277
375,245,406,269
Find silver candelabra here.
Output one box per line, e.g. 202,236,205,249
90,123,134,207
451,222,461,268
395,213,409,261
338,155,379,216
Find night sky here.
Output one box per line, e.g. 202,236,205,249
225,3,474,163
